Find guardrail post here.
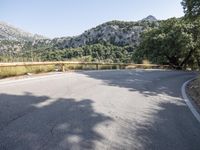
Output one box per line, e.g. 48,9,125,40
96,64,99,70
119,64,121,70
62,64,65,72
110,65,112,70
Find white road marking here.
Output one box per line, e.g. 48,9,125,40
181,78,200,123
0,73,65,86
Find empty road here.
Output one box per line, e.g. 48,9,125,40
0,70,200,150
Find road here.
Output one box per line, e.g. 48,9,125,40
0,70,200,150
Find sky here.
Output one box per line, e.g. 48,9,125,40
0,0,184,38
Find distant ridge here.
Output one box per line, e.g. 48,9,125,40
0,21,47,41
0,15,159,54
35,15,158,49
142,15,157,22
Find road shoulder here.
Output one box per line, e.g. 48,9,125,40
0,72,65,85
187,77,200,107
182,77,200,123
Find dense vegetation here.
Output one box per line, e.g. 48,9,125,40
0,43,134,63
0,19,155,63
182,0,200,20
0,0,199,70
134,0,200,69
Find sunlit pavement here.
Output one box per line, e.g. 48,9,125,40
0,70,199,150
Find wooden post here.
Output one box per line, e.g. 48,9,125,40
119,64,121,70
62,64,65,72
116,65,119,70
96,64,99,70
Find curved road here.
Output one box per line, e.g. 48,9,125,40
0,70,200,150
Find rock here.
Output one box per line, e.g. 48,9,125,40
0,15,158,54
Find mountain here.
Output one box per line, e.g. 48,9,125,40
0,21,46,41
0,15,158,56
33,16,158,49
52,21,146,48
142,15,157,22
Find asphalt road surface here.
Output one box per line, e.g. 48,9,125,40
0,70,200,150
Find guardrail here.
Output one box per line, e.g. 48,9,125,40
0,61,169,71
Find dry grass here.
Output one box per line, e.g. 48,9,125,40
64,64,96,70
0,62,169,79
64,64,118,70
187,76,200,107
142,59,151,65
0,64,122,79
0,65,56,79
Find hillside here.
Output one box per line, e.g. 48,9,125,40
0,16,158,62
0,21,45,41
33,16,158,49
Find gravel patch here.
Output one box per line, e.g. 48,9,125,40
187,76,200,108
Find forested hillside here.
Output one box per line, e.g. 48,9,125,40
134,0,200,69
0,16,158,63
0,0,199,70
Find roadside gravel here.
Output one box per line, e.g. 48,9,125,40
187,76,200,107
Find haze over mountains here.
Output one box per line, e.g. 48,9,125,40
0,22,46,41
0,15,158,55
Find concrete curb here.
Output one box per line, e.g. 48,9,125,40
181,78,200,123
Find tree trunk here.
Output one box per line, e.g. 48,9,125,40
165,54,180,69
180,48,195,69
197,57,200,70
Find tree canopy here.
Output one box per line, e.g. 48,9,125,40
182,0,200,19
134,17,200,69
133,0,200,70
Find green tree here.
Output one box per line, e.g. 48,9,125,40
182,0,200,69
134,18,199,69
182,0,200,19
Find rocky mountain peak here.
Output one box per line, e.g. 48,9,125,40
142,15,157,22
0,16,159,54
0,21,46,41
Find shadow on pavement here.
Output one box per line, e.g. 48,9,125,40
118,102,200,150
0,93,112,150
76,70,200,149
0,70,199,150
77,70,196,97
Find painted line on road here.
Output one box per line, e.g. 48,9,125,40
0,73,66,86
181,78,200,123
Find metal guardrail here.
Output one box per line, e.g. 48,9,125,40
0,61,169,71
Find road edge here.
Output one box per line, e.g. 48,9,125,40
181,78,200,123
0,72,65,85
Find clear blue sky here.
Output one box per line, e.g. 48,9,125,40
0,0,184,38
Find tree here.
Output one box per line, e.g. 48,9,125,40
134,18,198,69
182,0,200,69
181,0,200,19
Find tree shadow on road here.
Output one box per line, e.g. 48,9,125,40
0,93,112,150
77,70,196,97
0,70,199,150
75,70,200,149
119,102,200,150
